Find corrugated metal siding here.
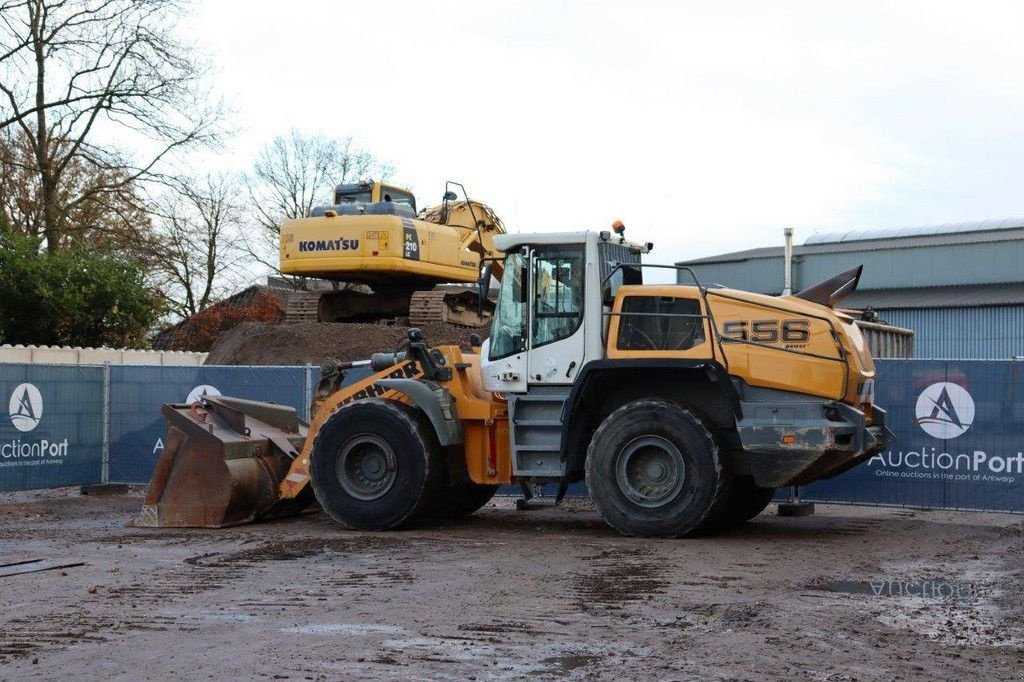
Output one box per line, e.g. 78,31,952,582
878,306,1024,359
678,258,784,293
680,239,1024,292
798,241,1023,290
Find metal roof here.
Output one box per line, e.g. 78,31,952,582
843,283,1024,310
679,226,1024,265
804,217,1024,245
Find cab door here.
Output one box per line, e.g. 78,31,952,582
526,245,586,385
481,250,529,393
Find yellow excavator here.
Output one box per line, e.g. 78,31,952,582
280,180,505,326
136,227,894,537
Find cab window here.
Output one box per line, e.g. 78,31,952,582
616,296,705,351
381,187,416,212
532,246,584,347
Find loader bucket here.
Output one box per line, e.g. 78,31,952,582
131,396,313,528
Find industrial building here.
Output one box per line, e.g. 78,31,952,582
676,218,1024,359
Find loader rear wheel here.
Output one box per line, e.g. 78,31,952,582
309,399,442,531
719,476,776,527
585,400,730,538
430,483,499,519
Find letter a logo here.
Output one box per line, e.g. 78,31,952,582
8,383,43,432
915,382,974,439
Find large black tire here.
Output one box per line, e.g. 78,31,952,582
309,399,443,531
585,399,731,538
719,475,776,527
429,483,499,519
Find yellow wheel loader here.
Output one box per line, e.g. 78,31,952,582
281,180,505,326
137,229,894,537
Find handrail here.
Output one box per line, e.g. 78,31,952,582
600,262,853,396
601,262,730,371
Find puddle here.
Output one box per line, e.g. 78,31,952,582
281,622,407,636
812,578,977,602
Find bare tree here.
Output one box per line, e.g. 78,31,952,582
0,0,226,252
152,173,245,319
244,128,393,276
0,126,153,257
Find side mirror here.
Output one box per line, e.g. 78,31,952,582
469,333,482,348
477,263,493,312
443,191,458,201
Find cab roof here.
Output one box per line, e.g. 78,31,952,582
494,230,652,254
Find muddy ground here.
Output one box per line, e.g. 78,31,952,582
0,490,1022,681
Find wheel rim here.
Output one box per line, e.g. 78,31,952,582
615,436,686,508
336,434,398,501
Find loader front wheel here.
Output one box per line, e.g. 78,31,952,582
309,399,442,530
585,400,730,538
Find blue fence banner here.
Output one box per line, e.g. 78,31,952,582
306,367,373,412
2,359,1023,513
0,364,105,491
802,360,1024,513
108,365,308,484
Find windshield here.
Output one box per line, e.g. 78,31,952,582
381,187,416,212
488,252,527,360
336,190,372,204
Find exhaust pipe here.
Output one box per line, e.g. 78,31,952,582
782,227,794,296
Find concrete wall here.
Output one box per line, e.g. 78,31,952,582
0,345,207,366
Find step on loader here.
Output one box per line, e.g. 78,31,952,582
136,229,894,537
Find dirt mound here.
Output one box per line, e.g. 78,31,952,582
204,321,489,366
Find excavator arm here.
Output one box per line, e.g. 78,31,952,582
418,199,507,282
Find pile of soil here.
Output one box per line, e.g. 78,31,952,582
204,321,490,366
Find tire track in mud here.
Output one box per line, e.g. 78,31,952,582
0,536,425,666
571,547,667,611
0,557,246,665
0,609,109,663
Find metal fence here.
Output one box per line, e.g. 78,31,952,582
1,360,1022,513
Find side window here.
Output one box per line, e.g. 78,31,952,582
617,296,705,351
382,188,416,212
532,247,584,347
488,252,527,359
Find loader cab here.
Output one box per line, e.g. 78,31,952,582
481,231,650,394
480,230,651,479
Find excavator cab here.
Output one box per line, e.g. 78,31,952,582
333,181,417,213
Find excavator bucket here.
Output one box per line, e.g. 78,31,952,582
131,396,313,528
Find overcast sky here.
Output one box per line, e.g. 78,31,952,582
190,1,1024,278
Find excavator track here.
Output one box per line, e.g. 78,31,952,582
410,288,492,327
285,286,412,324
408,290,448,326
284,292,322,323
